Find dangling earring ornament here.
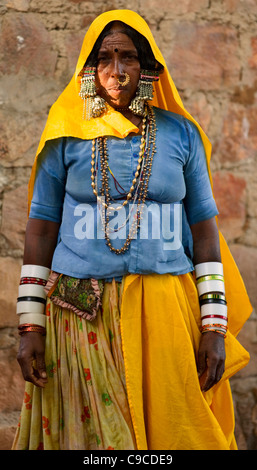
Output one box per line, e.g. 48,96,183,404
129,70,159,116
79,67,107,120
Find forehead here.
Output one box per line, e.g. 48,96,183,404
99,31,137,52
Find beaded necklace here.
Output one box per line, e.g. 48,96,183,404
91,105,157,254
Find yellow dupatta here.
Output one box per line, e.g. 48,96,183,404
28,6,252,336
28,9,252,449
28,9,211,210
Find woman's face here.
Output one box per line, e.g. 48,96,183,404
95,25,141,109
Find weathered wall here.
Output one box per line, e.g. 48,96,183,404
0,0,256,450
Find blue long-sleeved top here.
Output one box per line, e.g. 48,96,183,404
29,107,218,280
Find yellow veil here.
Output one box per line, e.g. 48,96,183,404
27,9,252,449
28,9,211,209
28,8,252,328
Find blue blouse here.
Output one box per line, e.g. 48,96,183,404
30,107,218,280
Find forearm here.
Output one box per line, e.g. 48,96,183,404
190,217,226,391
17,218,60,387
190,217,221,265
23,218,60,268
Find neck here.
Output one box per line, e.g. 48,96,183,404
115,107,143,130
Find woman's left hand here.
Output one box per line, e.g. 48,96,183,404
197,331,226,392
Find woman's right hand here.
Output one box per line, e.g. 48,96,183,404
16,218,60,388
17,332,48,388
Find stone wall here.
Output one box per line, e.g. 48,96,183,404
0,0,256,450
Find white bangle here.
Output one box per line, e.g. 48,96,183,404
17,264,50,317
18,284,47,299
195,262,225,295
16,300,46,315
201,317,228,328
19,313,46,328
21,264,50,280
195,262,223,278
197,279,225,296
200,302,227,318
195,262,228,336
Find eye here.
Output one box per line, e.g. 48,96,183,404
97,54,110,63
123,53,139,62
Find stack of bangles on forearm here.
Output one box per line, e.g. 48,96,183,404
195,262,228,337
16,265,50,336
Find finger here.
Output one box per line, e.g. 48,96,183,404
197,350,207,378
201,358,217,392
31,367,48,388
215,360,225,385
34,353,48,388
17,353,35,384
21,361,46,388
20,357,47,388
35,352,47,380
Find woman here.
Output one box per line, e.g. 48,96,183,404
13,10,251,450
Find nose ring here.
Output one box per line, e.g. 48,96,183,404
117,73,130,86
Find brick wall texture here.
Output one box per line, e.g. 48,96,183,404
0,0,257,450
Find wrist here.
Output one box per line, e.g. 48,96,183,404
195,261,228,338
18,324,46,336
16,264,50,331
201,330,225,339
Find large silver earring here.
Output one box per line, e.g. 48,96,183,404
129,70,159,116
79,67,107,120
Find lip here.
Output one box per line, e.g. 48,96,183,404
108,86,125,91
107,87,126,97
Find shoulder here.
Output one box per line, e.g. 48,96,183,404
39,137,66,161
153,107,199,146
42,136,91,150
152,107,196,135
153,107,203,146
153,107,198,131
153,106,184,123
40,136,92,160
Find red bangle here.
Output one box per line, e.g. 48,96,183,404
18,324,46,336
200,323,228,330
201,314,228,321
200,323,227,338
201,329,227,338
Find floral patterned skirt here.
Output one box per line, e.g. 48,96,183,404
12,272,250,450
12,279,137,450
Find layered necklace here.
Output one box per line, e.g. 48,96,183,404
91,105,157,254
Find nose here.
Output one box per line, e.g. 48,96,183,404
111,56,124,79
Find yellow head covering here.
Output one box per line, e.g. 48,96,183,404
28,9,252,328
28,9,211,210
